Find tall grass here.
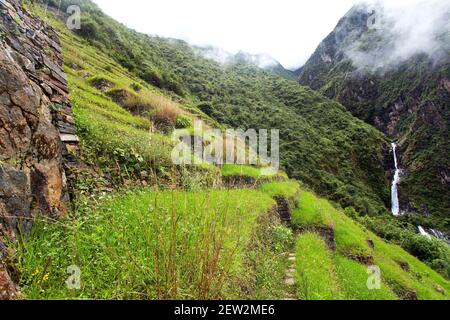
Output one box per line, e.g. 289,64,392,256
259,181,300,199
295,233,341,300
14,189,275,299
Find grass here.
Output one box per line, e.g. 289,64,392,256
334,255,397,300
292,188,450,300
259,181,300,199
293,191,371,257
14,189,276,300
292,191,334,228
295,233,341,300
221,165,288,181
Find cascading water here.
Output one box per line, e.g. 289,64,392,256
391,143,401,216
418,226,432,240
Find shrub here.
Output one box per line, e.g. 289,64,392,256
121,91,153,116
152,104,181,133
141,66,164,88
175,114,193,129
131,82,143,92
344,207,359,219
401,236,450,273
89,75,115,91
75,16,99,39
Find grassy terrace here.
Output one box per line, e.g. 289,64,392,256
15,189,279,299
293,190,450,300
26,5,223,188
221,165,288,180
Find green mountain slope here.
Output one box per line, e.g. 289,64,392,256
298,3,450,230
37,0,392,216
293,189,449,300
7,1,448,300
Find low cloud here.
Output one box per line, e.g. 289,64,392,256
196,46,280,69
344,0,450,72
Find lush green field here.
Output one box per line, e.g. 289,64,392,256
15,189,283,299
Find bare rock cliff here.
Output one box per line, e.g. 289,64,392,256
0,0,78,299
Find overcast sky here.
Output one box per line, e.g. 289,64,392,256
92,0,425,70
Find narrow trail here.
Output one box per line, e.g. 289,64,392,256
283,252,298,300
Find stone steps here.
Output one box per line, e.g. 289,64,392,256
283,252,298,300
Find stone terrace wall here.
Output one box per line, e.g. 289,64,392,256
0,0,78,299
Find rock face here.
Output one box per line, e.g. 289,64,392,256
298,3,450,227
0,0,79,299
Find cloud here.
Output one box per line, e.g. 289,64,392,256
91,0,444,70
91,0,359,69
344,0,450,72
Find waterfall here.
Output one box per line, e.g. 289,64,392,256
391,143,401,216
418,226,432,240
418,227,450,243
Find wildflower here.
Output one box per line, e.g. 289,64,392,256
32,268,40,277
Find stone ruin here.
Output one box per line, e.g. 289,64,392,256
0,0,79,299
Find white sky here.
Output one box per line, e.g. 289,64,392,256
92,0,426,70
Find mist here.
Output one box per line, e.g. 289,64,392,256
344,0,450,72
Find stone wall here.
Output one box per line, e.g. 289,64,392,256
0,0,78,299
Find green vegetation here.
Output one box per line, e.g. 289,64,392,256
16,1,448,302
293,189,450,300
221,165,288,183
26,3,222,191
35,0,391,217
259,181,300,199
334,255,397,300
359,215,450,279
15,189,281,299
296,233,341,300
298,6,450,228
293,191,334,228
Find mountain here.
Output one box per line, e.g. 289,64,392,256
39,0,393,216
1,0,449,301
196,46,296,80
298,2,450,231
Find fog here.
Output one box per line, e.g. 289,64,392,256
345,0,450,72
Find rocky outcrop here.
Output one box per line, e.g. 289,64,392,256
0,0,78,299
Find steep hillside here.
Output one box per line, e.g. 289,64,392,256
292,189,450,300
298,3,450,230
1,0,448,301
37,0,392,217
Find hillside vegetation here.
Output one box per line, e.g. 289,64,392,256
15,179,450,300
292,189,449,300
10,0,448,301
298,4,450,230
32,0,393,218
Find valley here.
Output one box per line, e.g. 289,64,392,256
0,0,448,301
